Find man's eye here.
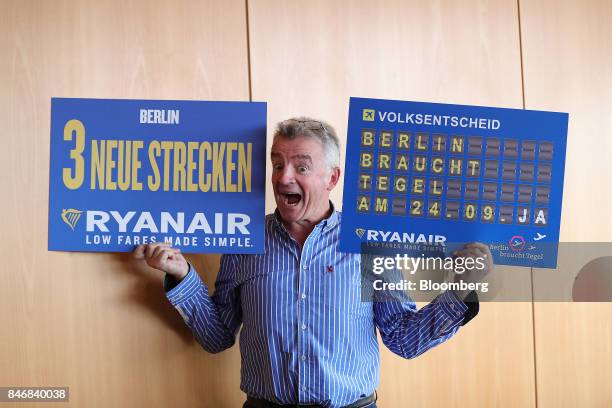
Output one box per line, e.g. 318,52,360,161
273,164,283,171
297,166,308,173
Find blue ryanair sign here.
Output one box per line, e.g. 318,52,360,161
48,98,267,253
341,97,568,268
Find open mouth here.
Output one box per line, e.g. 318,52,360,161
282,193,302,206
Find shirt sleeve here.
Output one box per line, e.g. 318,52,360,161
164,255,242,353
373,288,470,359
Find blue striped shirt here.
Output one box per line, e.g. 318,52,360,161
164,208,473,407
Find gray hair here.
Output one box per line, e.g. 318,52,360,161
273,117,341,169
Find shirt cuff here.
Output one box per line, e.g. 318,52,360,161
164,263,205,307
459,290,480,326
438,290,469,325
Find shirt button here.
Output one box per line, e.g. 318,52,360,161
301,323,307,330
301,293,306,299
301,355,306,361
301,385,306,391
302,265,308,270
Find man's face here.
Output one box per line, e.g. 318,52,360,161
271,136,339,224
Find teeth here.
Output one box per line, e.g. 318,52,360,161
282,193,301,205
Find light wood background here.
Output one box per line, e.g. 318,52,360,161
0,0,609,407
521,0,612,407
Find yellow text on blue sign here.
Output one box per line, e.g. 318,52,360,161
62,119,252,193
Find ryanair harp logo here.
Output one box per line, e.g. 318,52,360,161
355,228,365,239
61,208,83,231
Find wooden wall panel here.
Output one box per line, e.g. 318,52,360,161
0,1,248,407
249,1,535,407
9,1,611,407
521,0,612,406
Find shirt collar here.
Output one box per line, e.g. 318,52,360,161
321,201,339,231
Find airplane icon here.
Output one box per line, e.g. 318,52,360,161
510,238,524,248
534,233,546,241
362,109,375,121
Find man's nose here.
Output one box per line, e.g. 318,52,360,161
278,167,296,184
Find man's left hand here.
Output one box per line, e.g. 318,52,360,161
451,242,494,300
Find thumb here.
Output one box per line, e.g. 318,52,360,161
132,244,145,260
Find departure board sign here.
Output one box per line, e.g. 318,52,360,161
341,97,568,268
48,98,266,254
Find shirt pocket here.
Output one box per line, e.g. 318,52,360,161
322,256,373,318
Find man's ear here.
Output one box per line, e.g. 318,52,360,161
326,167,341,191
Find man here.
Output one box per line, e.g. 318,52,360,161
134,118,492,408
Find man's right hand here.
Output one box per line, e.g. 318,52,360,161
133,243,189,281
